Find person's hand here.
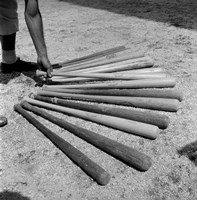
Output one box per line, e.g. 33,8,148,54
37,56,52,78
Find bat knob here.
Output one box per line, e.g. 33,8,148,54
29,93,35,99
96,171,111,186
36,69,47,77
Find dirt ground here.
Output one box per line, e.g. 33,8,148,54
1,0,197,199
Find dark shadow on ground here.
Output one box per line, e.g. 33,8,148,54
178,141,197,165
58,0,197,30
0,71,35,84
0,190,31,200
0,71,44,86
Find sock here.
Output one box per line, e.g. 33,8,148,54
2,50,17,64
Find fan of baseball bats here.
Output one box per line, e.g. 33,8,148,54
14,46,183,185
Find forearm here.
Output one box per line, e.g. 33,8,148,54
25,0,48,58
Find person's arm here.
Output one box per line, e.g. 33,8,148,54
24,0,52,77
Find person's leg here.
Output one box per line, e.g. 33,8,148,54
1,33,17,64
0,0,38,72
0,0,18,65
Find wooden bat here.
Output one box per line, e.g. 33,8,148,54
37,70,168,80
21,101,152,171
57,51,145,72
31,94,170,129
102,68,165,74
42,88,183,101
67,66,163,74
14,104,110,185
51,56,155,81
61,46,127,66
44,78,176,89
25,97,160,139
37,90,180,112
51,68,165,83
52,45,127,68
59,56,154,75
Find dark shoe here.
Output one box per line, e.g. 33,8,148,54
0,58,38,73
0,115,7,127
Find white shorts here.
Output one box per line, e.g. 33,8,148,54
0,0,19,35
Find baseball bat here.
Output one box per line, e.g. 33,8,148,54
61,46,127,66
104,68,165,74
70,66,164,74
60,56,154,74
21,101,152,171
25,97,160,139
42,88,183,101
31,94,170,129
58,51,145,72
37,90,180,112
37,70,168,80
14,104,110,185
53,45,127,68
51,68,165,83
44,78,176,89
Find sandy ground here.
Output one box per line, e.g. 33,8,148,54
1,0,197,199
